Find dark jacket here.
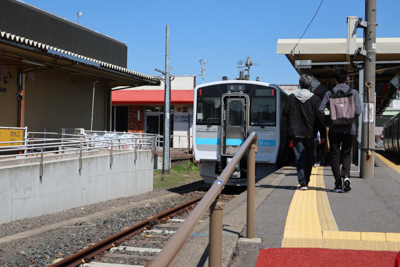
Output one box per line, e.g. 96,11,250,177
318,83,362,136
282,89,324,138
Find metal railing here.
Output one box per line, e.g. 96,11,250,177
147,132,258,267
0,130,156,160
154,134,193,155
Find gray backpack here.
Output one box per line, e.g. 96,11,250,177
329,88,355,126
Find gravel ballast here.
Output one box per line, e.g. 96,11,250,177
0,188,204,267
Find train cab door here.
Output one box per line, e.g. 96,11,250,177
220,93,250,156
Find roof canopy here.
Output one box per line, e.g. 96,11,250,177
277,38,400,115
0,30,160,88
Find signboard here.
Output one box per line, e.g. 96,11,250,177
0,129,24,146
363,103,374,123
393,100,400,109
174,115,189,124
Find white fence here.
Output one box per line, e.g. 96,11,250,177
0,129,156,160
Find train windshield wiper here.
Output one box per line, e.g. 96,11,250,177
255,118,265,128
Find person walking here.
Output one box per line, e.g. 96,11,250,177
318,68,361,193
283,74,325,190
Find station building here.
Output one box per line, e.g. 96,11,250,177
0,0,159,133
0,0,160,223
112,75,196,148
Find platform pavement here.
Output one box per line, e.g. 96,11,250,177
170,151,400,267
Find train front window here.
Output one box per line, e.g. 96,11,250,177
196,97,221,125
250,87,276,126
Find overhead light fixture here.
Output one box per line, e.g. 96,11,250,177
323,66,331,73
21,58,46,67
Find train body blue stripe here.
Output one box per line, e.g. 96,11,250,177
226,139,244,146
196,138,276,146
196,138,220,145
258,139,276,146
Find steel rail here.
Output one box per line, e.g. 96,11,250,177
148,132,257,267
50,197,202,267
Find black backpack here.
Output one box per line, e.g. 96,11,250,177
329,88,355,126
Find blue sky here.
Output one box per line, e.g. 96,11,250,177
20,0,399,85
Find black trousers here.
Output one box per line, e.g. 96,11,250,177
313,141,323,163
292,137,314,185
329,131,353,187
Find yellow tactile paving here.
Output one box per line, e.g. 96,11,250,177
386,233,400,242
284,230,323,239
282,238,322,248
375,153,400,173
361,232,387,242
388,242,400,251
360,240,389,251
323,230,360,240
281,165,400,251
283,167,322,240
315,167,338,231
321,239,388,251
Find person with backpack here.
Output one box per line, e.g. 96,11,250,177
283,74,325,190
318,68,362,193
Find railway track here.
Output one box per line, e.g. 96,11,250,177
50,194,236,267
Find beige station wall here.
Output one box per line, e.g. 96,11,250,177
0,66,19,127
24,69,109,132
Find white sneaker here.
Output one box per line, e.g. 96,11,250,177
299,182,308,190
343,177,351,192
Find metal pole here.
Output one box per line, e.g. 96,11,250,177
162,25,171,175
39,146,43,177
246,141,256,239
91,82,95,131
113,106,116,132
358,69,364,174
79,142,82,170
24,126,28,157
209,201,224,267
360,0,376,178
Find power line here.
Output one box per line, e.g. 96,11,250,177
291,0,324,55
208,63,220,81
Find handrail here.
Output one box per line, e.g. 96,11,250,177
148,132,257,267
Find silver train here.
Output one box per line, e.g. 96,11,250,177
383,111,400,154
193,80,290,186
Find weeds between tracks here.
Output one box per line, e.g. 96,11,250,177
153,160,202,189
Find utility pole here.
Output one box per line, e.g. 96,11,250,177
163,25,171,175
360,0,376,178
